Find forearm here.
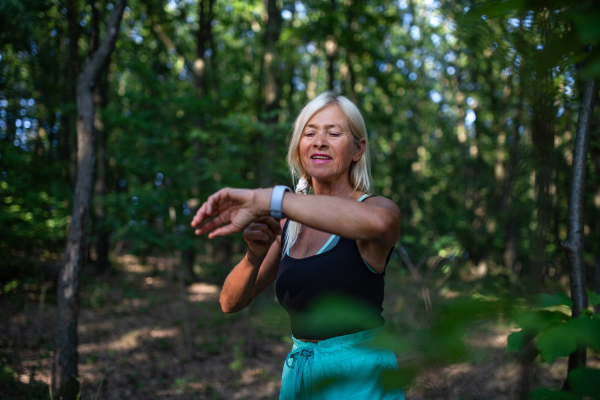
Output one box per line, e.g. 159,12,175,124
219,253,261,313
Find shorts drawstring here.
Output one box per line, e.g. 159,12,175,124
285,348,314,397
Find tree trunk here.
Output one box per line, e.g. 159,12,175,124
258,0,283,186
61,0,80,187
92,0,111,275
194,0,214,98
593,147,600,315
326,0,337,91
93,72,111,275
504,40,524,278
53,2,126,397
250,0,283,318
561,78,597,382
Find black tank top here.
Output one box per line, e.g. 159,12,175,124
276,219,391,340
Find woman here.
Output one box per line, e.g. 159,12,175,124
191,91,404,399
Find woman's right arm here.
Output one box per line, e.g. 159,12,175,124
219,217,283,313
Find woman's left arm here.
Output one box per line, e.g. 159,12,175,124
281,193,400,274
280,191,400,249
191,187,400,252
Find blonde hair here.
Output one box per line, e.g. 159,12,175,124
283,91,374,256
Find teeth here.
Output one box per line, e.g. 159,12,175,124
312,156,331,159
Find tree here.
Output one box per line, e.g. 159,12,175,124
53,1,127,397
561,77,597,380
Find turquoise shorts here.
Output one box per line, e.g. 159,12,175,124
279,329,405,400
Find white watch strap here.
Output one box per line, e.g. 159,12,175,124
270,186,291,219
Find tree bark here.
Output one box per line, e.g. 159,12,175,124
561,78,597,380
62,0,80,186
53,1,126,397
93,69,111,275
504,39,524,278
91,0,111,275
194,0,214,97
326,0,337,91
593,147,600,315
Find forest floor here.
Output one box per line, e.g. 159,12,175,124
1,254,597,400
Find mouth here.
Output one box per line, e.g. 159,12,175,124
311,154,332,160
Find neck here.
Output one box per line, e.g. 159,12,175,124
311,178,358,199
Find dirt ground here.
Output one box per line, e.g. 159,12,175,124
0,255,595,399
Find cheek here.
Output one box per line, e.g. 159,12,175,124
299,141,310,156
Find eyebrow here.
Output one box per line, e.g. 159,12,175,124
305,123,343,129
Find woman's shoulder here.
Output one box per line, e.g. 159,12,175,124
363,194,399,208
363,195,401,220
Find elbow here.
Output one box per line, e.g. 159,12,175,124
371,209,401,244
221,306,239,314
219,295,237,313
220,302,236,314
219,293,246,314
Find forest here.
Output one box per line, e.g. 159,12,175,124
1,0,600,399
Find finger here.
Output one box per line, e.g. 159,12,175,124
207,188,235,216
192,189,228,227
262,217,283,235
244,229,272,243
191,201,211,227
194,215,226,236
208,223,243,239
245,221,276,239
253,216,283,235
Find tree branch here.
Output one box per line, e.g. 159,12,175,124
80,0,127,86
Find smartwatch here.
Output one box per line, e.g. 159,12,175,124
270,185,291,219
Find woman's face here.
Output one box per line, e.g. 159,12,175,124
298,104,365,185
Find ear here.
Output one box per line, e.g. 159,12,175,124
352,138,366,162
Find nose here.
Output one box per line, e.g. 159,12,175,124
313,131,328,148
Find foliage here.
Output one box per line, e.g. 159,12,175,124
1,0,600,395
1,0,598,283
0,363,48,400
507,291,600,399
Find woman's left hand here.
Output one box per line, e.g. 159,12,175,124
191,188,269,238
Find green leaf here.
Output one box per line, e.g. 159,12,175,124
536,324,577,364
588,290,600,308
528,387,581,400
569,317,600,352
532,293,573,309
467,0,527,19
568,367,600,398
571,9,600,44
507,329,531,353
515,310,568,333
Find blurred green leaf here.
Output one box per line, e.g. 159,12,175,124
300,295,383,339
536,323,577,364
568,367,600,398
466,0,527,19
506,329,530,353
382,366,417,391
569,317,600,352
588,290,600,308
514,310,568,333
570,9,600,43
532,293,573,309
528,387,581,400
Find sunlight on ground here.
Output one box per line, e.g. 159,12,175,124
143,276,167,288
188,282,220,302
78,326,179,354
469,326,511,350
120,254,149,272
